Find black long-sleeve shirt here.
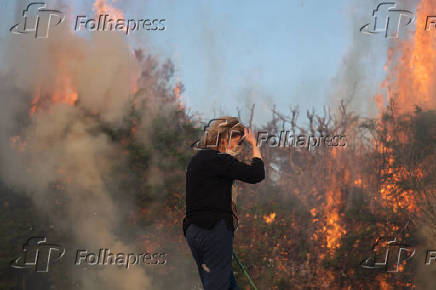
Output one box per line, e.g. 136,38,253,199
183,149,265,236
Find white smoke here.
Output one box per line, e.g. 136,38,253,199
0,1,159,289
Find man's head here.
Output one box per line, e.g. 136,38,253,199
200,116,245,156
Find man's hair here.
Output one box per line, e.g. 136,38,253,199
200,116,245,152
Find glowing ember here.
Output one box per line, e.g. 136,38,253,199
9,136,27,152
263,212,276,224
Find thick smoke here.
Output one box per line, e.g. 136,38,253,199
0,1,165,289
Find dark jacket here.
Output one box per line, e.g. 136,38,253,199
183,149,265,236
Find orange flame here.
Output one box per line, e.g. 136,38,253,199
324,190,347,251
378,0,436,113
373,0,434,220
30,62,78,115
93,0,124,19
174,84,184,111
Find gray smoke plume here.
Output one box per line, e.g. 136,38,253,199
0,1,168,289
328,0,393,117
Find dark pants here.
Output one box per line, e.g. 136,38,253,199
186,219,239,290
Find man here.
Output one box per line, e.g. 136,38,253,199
183,117,265,289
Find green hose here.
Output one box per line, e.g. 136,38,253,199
232,250,258,290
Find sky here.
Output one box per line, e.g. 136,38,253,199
1,0,396,125
124,0,355,124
